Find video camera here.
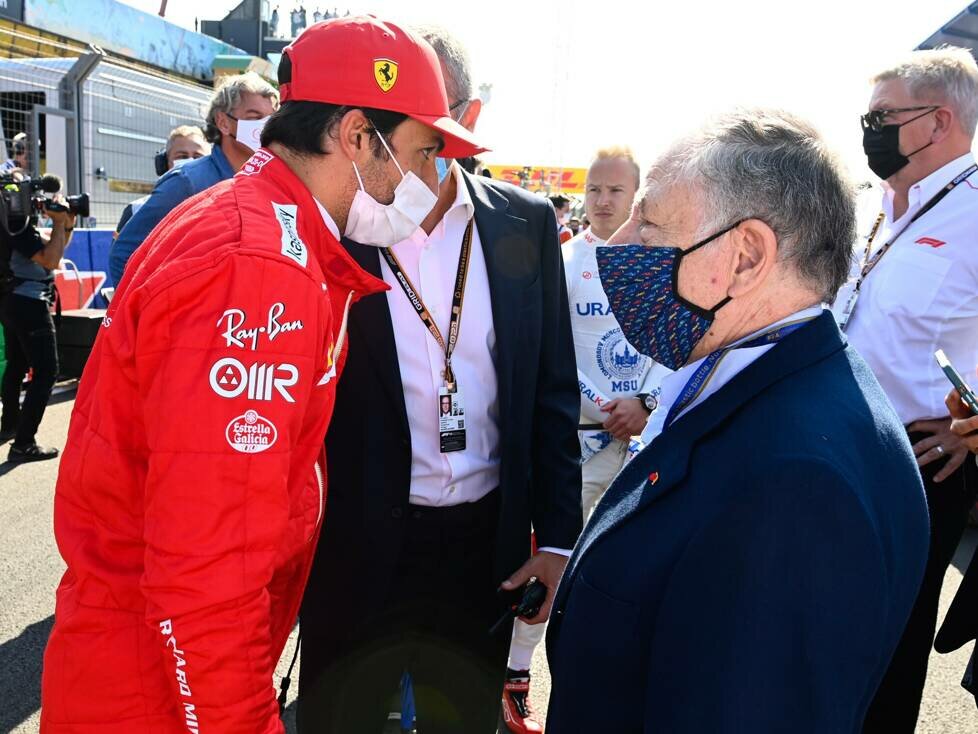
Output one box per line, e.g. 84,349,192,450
0,172,89,236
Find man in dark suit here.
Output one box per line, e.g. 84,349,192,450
298,27,582,734
545,109,930,732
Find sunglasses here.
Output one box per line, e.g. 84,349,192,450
860,106,939,133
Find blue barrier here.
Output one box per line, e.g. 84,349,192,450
60,229,113,310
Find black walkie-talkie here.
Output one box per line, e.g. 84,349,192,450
489,579,548,636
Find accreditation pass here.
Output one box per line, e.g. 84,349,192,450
438,386,466,453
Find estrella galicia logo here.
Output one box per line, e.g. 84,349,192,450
596,327,648,387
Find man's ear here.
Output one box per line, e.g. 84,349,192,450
336,108,372,162
931,106,956,145
459,98,482,134
727,218,778,298
215,111,234,137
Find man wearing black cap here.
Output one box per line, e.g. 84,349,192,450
41,17,481,734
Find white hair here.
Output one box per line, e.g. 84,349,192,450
205,72,279,144
646,108,857,302
413,25,473,105
873,46,978,137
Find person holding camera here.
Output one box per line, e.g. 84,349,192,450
0,184,75,462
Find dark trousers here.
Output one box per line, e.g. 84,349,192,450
297,491,510,734
864,431,978,732
0,294,57,447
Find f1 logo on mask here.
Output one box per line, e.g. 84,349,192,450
209,357,299,402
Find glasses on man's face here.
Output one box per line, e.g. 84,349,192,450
860,105,939,133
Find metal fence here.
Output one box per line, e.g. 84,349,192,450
81,61,213,228
0,21,214,228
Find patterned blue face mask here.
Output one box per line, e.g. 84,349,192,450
596,221,742,370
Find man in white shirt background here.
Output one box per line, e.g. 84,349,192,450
501,146,670,733
563,146,670,518
842,47,978,732
298,26,582,734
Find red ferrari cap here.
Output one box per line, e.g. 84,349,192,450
279,16,488,159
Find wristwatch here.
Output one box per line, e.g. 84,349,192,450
636,392,658,412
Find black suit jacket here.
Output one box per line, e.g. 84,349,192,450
302,171,582,633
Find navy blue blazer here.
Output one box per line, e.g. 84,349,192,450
546,312,929,733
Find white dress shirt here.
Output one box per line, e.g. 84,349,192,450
380,163,502,508
841,153,978,425
641,307,825,446
315,199,341,241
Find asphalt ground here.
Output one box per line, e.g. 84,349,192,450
2,386,977,733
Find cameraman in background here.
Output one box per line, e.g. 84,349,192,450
0,171,75,462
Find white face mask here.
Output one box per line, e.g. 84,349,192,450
344,130,438,247
234,116,269,152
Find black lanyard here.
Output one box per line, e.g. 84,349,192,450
857,163,978,288
381,219,474,390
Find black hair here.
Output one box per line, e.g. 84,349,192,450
261,53,408,156
549,194,570,209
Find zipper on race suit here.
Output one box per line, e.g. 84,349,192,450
308,289,353,534
318,290,354,386
333,290,354,363
313,457,325,534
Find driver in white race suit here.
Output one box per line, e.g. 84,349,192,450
566,146,669,515
506,148,669,722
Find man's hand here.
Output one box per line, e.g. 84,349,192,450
908,416,968,482
946,388,978,455
606,198,643,246
500,551,569,625
42,196,76,231
601,398,649,442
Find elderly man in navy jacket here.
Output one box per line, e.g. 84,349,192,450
545,109,930,733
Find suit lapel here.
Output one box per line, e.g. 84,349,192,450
341,238,410,438
463,172,529,437
555,312,848,609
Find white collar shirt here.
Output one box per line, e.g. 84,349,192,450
315,199,341,241
641,307,826,446
843,152,978,424
380,163,501,507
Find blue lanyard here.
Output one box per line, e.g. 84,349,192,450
662,318,815,430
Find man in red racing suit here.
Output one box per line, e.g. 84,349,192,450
40,16,486,734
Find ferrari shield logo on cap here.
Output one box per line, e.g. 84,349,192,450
373,59,398,93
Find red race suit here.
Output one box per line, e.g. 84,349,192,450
41,149,386,733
